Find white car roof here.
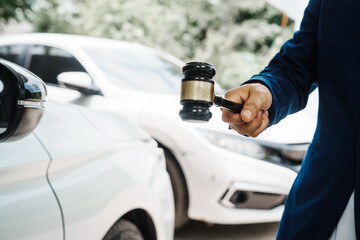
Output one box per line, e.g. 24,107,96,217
0,33,148,50
0,33,185,66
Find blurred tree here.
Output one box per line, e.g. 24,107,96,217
30,0,80,33
30,0,293,89
0,0,33,26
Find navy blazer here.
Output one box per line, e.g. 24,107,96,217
247,0,360,239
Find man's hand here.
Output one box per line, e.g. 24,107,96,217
221,83,273,137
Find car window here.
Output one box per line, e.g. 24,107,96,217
83,47,182,93
0,45,27,66
28,45,86,85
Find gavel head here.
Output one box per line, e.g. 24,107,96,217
179,62,216,122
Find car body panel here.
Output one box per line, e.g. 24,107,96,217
0,96,174,240
33,101,174,240
0,134,63,240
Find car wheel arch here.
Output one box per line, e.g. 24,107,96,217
103,209,156,240
156,141,190,230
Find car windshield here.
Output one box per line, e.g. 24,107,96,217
83,47,182,93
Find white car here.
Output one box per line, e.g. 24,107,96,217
0,33,318,229
0,59,174,240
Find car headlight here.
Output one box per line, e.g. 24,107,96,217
196,128,309,168
196,128,267,159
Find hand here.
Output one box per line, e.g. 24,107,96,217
221,83,272,137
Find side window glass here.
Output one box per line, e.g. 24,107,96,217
28,45,86,85
0,45,27,65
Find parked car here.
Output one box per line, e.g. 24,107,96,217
0,33,318,229
0,59,174,240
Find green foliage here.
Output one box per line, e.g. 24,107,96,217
0,0,33,26
30,0,294,89
30,0,79,33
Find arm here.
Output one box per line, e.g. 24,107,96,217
222,0,322,136
248,0,321,126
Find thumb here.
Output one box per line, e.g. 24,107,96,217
241,89,268,122
241,102,261,122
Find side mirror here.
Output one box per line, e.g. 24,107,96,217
57,71,101,95
0,59,47,142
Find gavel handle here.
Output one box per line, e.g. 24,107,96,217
214,96,243,113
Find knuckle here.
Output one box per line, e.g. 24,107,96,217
252,115,262,126
225,86,249,104
225,88,238,99
254,84,267,94
237,126,248,135
255,120,263,129
265,119,269,127
250,85,269,107
224,91,231,99
252,83,268,95
248,120,268,138
224,89,235,99
248,132,257,138
239,130,248,136
263,117,270,126
239,129,248,135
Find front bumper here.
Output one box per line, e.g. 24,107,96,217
219,182,287,210
177,145,298,225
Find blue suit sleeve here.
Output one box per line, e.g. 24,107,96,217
245,0,322,126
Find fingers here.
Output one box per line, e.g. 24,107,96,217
241,84,272,122
221,83,272,138
221,107,245,126
228,111,261,134
224,83,272,123
248,111,269,137
229,111,269,137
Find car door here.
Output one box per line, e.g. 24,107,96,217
0,134,63,240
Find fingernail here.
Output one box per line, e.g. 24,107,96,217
243,110,252,120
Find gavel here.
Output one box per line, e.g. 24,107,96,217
179,62,243,122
